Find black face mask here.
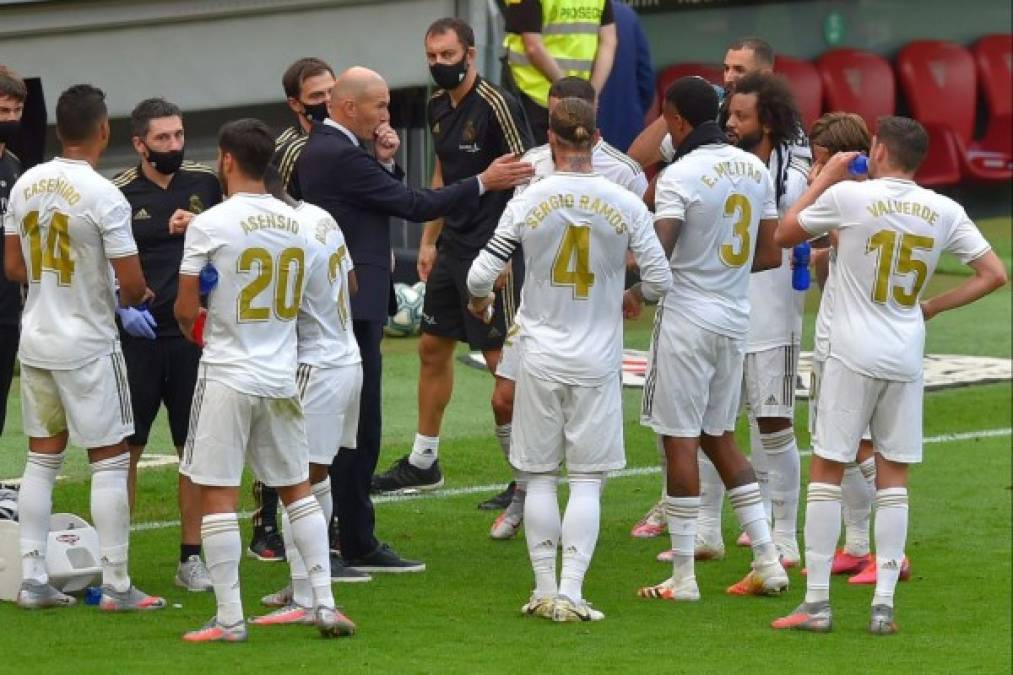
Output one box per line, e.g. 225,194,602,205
144,144,184,175
0,120,20,145
429,57,469,90
301,101,329,123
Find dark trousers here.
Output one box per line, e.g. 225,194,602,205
0,325,18,435
330,319,383,560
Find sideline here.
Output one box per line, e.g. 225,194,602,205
130,426,1011,532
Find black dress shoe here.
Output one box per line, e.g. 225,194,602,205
478,481,516,510
345,543,426,573
371,455,444,493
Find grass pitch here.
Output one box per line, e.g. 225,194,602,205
0,219,1008,674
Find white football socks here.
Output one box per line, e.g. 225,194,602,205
841,457,876,556
523,474,560,599
495,424,511,462
90,454,131,592
762,428,801,552
202,512,243,625
408,433,439,470
311,476,333,526
697,452,725,545
803,482,842,604
748,419,773,522
728,483,778,564
18,451,64,584
281,510,312,607
665,495,699,583
286,496,334,610
558,475,602,603
872,488,909,608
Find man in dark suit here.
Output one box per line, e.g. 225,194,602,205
298,66,532,572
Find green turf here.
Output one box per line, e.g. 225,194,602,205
0,219,1009,673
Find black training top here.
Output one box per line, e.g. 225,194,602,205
0,149,23,326
112,161,222,338
272,124,308,201
427,75,533,257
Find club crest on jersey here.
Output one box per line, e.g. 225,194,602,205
189,194,206,214
459,119,480,153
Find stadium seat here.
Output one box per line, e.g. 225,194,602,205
815,49,895,132
970,34,1013,179
657,62,723,100
774,55,823,132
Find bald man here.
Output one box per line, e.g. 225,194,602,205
298,67,533,573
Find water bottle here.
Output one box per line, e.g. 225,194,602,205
85,586,102,605
792,242,811,291
849,154,868,176
198,264,219,294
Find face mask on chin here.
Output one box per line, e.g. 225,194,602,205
429,56,469,90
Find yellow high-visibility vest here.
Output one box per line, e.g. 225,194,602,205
503,0,605,107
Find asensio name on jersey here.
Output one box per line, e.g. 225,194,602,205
468,171,671,385
180,192,310,397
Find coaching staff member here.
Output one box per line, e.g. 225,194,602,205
112,98,221,592
298,66,532,572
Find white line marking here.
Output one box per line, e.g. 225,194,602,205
128,427,1011,533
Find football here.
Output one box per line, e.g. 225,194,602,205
385,282,425,337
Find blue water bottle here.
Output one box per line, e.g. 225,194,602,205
198,264,219,294
849,154,868,176
792,242,811,291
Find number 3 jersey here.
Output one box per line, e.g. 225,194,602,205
180,192,310,398
2,158,138,369
799,177,990,381
654,143,778,340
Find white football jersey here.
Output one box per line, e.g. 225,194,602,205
516,140,649,198
295,201,361,369
799,177,990,381
469,172,671,385
812,245,838,362
654,144,779,339
180,192,309,397
2,158,138,369
747,156,809,351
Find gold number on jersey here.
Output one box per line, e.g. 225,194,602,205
328,245,350,329
552,223,595,299
866,230,935,307
237,247,304,322
719,194,752,268
21,210,75,285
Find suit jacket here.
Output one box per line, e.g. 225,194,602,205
298,122,481,323
598,1,655,152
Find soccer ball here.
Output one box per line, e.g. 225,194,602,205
385,282,425,337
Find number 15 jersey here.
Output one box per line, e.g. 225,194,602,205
2,157,138,370
654,143,778,340
180,192,310,398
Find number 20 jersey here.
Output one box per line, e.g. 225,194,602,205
2,158,138,369
799,178,990,381
653,143,778,340
180,193,310,397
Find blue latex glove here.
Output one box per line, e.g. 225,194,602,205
117,304,157,339
199,264,219,294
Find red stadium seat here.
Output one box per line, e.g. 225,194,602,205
657,62,723,101
774,55,823,132
816,49,895,132
970,34,1013,179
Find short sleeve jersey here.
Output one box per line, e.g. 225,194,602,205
654,143,778,339
0,149,23,326
112,161,222,337
478,172,670,385
294,201,361,369
427,75,533,257
3,158,138,369
180,193,309,397
799,178,991,381
504,0,614,33
515,140,648,198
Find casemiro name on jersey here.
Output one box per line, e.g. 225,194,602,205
524,191,630,235
21,177,81,205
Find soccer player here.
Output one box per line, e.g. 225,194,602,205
112,97,222,592
0,67,25,439
489,75,647,540
771,117,1006,634
4,84,165,611
371,17,532,496
467,97,671,621
175,119,352,641
636,76,787,602
250,56,336,565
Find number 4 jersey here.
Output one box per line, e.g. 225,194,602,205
180,192,310,397
2,157,139,369
799,177,990,381
654,143,778,340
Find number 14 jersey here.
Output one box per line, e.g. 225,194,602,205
181,192,310,397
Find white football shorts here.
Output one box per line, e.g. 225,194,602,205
510,366,624,474
20,349,134,448
181,376,309,487
494,323,520,381
297,362,362,464
641,311,745,437
813,357,922,464
809,358,872,444
742,344,800,419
